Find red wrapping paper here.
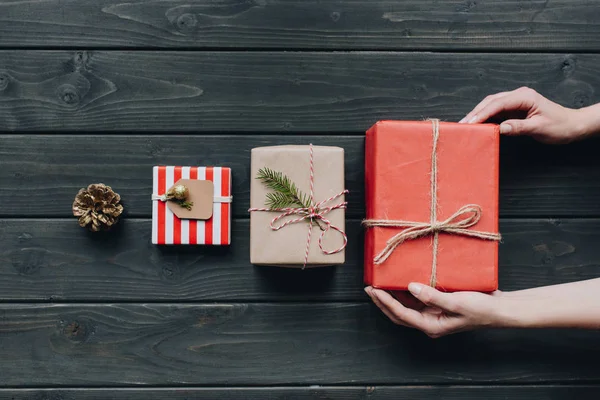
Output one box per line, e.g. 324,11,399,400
364,121,500,292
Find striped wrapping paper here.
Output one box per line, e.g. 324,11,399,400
152,166,232,245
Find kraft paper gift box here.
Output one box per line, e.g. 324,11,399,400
364,120,501,292
152,166,232,245
249,145,348,267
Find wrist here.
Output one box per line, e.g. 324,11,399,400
490,292,537,328
572,104,600,140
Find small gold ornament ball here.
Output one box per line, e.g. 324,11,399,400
170,184,189,200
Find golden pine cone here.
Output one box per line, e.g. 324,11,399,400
72,184,124,232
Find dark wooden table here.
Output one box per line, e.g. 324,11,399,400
2,1,600,399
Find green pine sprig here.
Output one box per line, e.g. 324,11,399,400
256,167,312,209
176,200,194,211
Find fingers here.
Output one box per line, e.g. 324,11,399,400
407,283,459,313
499,118,540,136
459,91,509,124
460,87,539,125
365,287,407,326
365,286,464,338
391,290,427,311
366,287,426,328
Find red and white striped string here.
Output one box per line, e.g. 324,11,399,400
249,144,348,268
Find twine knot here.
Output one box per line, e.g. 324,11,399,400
430,222,443,232
153,193,169,202
362,119,501,287
249,144,349,268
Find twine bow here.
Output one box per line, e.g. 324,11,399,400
249,144,349,268
362,119,501,287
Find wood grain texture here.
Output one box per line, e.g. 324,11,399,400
0,135,365,218
0,1,599,51
1,0,598,393
1,218,599,301
3,386,600,400
2,303,600,386
0,51,598,132
3,135,600,218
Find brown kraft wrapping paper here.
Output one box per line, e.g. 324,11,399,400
250,145,346,267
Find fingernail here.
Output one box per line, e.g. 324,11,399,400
408,283,423,296
500,123,512,134
458,117,467,123
364,287,372,295
468,115,479,124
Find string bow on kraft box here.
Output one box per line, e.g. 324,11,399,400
363,120,501,292
249,145,348,268
151,166,232,245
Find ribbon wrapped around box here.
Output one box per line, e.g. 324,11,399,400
152,166,232,245
364,120,501,292
249,145,348,267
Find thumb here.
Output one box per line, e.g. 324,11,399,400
408,283,458,312
499,119,539,136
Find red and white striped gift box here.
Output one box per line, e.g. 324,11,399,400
152,166,232,245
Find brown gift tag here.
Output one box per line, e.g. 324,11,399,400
166,179,214,220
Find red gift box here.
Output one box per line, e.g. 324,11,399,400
364,120,500,292
152,166,232,245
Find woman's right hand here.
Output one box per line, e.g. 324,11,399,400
459,87,593,144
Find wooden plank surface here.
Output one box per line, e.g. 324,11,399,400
3,386,600,399
0,51,598,132
2,302,600,386
1,1,599,51
1,0,598,394
0,135,365,218
2,135,600,218
1,218,599,302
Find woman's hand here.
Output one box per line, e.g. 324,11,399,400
365,283,507,338
459,87,592,144
366,278,600,336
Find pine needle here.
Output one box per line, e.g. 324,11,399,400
256,167,312,209
177,200,194,211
